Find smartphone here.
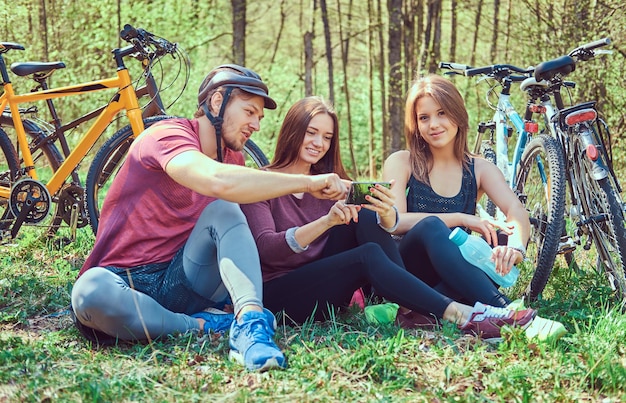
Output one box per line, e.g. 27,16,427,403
345,181,391,205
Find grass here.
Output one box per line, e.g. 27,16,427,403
1,226,626,402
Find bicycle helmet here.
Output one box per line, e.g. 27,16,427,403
197,64,276,162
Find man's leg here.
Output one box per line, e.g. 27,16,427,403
181,200,285,371
71,267,200,341
181,199,264,317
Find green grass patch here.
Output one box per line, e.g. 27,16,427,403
1,226,626,402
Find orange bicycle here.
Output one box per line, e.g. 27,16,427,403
0,24,189,242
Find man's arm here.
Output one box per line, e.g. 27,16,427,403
165,150,348,203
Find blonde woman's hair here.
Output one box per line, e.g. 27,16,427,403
404,74,471,183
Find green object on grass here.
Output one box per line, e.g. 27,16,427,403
364,303,399,324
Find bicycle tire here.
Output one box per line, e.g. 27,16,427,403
478,141,498,217
0,116,64,174
572,135,626,300
85,116,270,234
513,134,566,300
0,128,20,233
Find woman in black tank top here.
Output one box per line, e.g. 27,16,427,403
383,75,531,308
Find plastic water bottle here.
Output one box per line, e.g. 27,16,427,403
449,227,519,288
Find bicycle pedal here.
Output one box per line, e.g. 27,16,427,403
557,238,577,254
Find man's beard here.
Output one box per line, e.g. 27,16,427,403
222,135,244,152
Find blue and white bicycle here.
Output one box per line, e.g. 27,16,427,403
440,37,626,302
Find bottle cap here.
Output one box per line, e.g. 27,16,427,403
449,227,469,245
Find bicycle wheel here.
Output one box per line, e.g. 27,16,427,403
478,141,497,217
0,116,64,175
513,134,566,300
572,135,626,300
243,137,270,168
0,129,20,233
85,116,270,234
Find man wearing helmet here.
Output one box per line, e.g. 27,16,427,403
71,64,347,372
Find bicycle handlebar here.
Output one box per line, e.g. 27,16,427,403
568,37,611,62
119,24,178,61
439,61,531,82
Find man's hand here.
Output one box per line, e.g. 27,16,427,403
307,174,349,200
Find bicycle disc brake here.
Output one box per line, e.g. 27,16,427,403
9,178,52,224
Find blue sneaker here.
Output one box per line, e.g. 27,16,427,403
191,308,235,334
229,308,286,371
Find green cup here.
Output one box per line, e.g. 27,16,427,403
364,303,399,325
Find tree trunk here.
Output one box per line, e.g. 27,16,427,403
320,0,335,104
367,0,376,178
429,0,442,73
504,0,512,60
469,0,484,66
388,0,403,153
403,0,415,87
491,0,500,61
269,0,287,65
337,0,357,177
419,1,433,73
450,0,457,61
231,0,246,65
39,0,49,61
376,0,389,157
303,0,317,97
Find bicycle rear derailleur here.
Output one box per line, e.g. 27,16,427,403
47,183,89,240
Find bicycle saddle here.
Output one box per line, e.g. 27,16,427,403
534,55,576,82
10,61,66,77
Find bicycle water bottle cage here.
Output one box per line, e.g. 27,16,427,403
534,55,576,81
10,62,66,77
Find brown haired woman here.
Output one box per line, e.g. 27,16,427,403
240,96,536,340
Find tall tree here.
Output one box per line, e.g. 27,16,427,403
337,0,357,176
428,0,442,73
376,0,389,157
39,0,49,61
367,0,377,177
491,0,500,61
419,1,433,73
303,0,317,96
388,0,403,153
450,0,458,62
403,0,416,86
269,0,287,65
231,0,246,65
469,0,484,66
320,0,335,104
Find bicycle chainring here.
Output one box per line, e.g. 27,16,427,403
9,178,52,224
58,184,89,228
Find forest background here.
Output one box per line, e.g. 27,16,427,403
3,0,626,180
3,1,626,401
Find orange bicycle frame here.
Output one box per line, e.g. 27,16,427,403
0,67,145,199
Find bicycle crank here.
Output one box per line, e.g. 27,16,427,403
8,178,52,238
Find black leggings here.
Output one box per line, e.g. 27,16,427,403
398,216,510,308
263,210,453,323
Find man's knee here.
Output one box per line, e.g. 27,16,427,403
199,200,246,225
72,268,124,321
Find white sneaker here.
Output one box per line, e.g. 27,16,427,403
507,299,567,342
